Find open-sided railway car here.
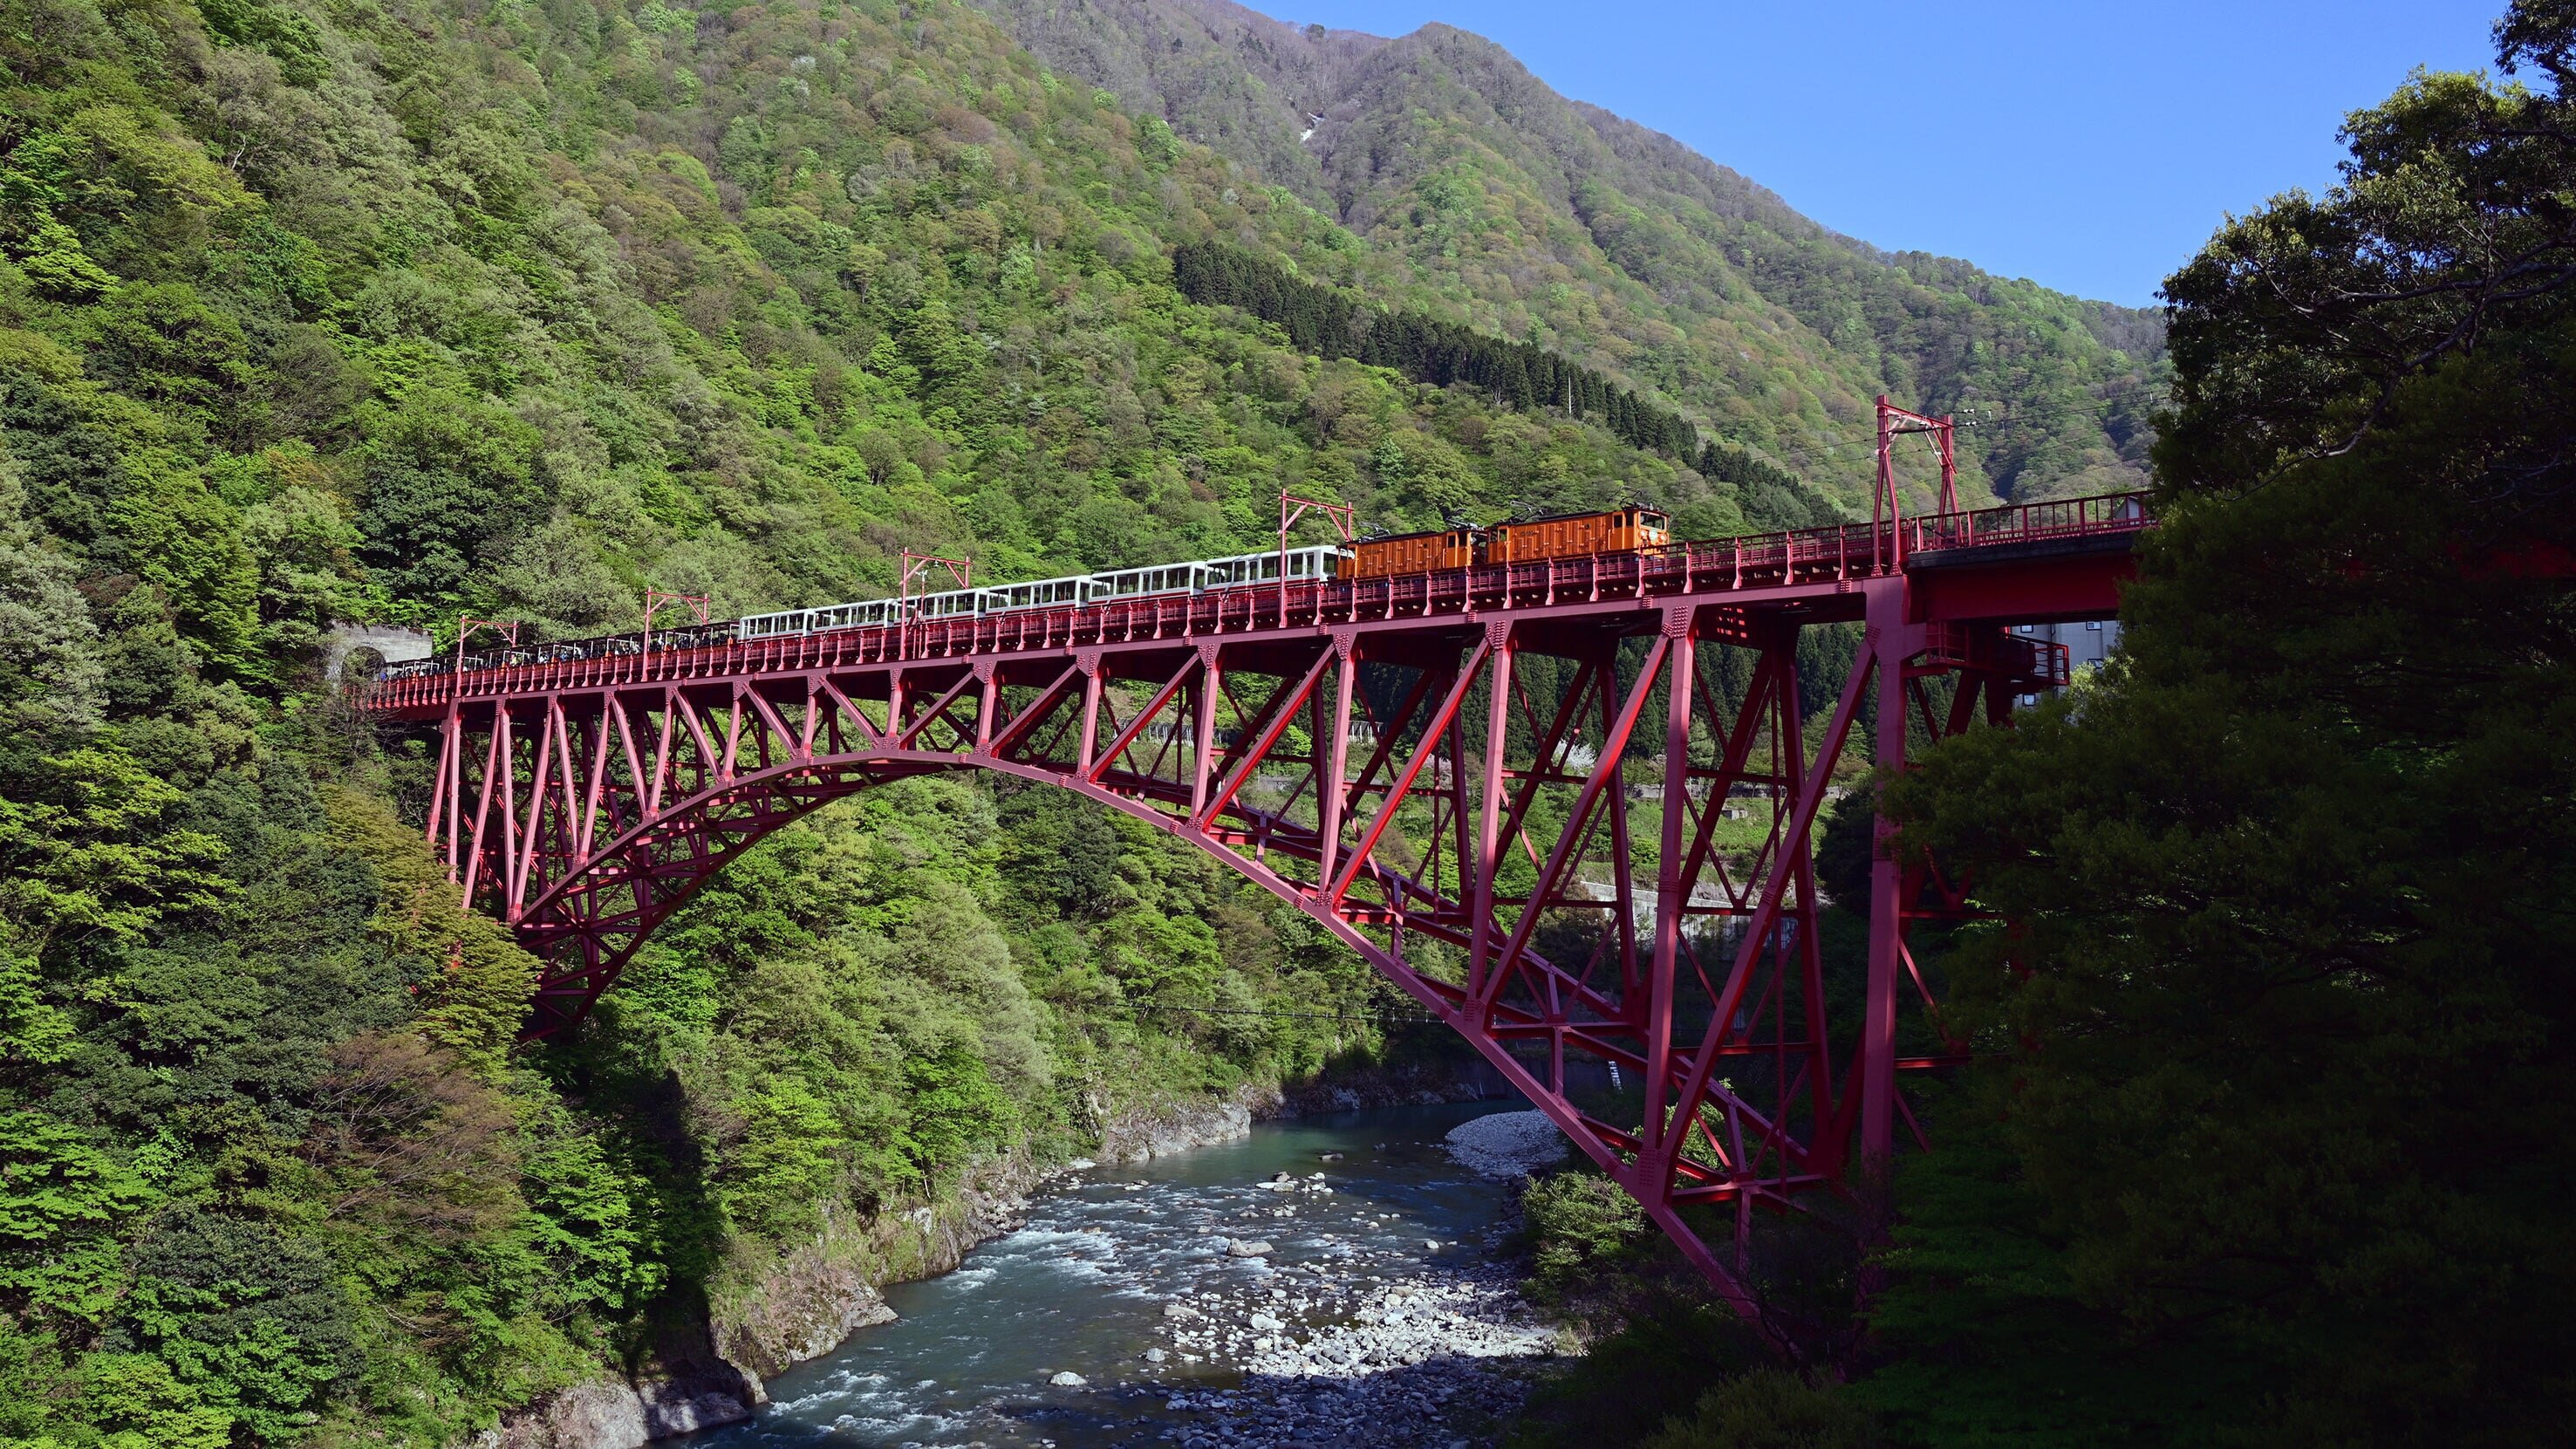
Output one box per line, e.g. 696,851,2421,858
732,544,1354,639
1199,545,1348,590
739,597,905,639
1484,507,1671,565
980,575,1094,613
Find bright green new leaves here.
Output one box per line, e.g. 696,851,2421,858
515,1111,666,1323
1520,1171,1643,1307
52,1351,236,1449
0,1111,154,1323
122,1212,359,1442
0,746,228,956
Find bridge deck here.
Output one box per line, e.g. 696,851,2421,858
363,493,2143,720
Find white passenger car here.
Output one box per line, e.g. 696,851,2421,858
733,542,1356,639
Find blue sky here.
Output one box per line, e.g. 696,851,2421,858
1281,1,2504,307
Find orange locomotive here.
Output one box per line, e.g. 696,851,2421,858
1337,525,1480,579
1485,506,1671,564
1336,508,1672,579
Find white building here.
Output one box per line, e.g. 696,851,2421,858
2008,619,2120,705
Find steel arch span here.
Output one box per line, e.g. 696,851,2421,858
361,495,2143,1311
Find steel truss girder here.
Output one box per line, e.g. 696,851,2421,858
408,583,2046,1316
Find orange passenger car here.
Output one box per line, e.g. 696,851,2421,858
1483,508,1672,565
1339,526,1481,579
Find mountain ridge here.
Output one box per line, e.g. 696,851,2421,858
973,0,2165,503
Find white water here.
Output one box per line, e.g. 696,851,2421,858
680,1102,1556,1448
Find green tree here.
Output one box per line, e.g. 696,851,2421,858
1877,7,2576,1441
1640,1370,1878,1449
353,392,544,604
0,1110,154,1323
1520,1170,1644,1304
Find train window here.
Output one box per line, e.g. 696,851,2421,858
1094,561,1200,599
1197,550,1302,587
981,575,1089,612
1276,544,1349,580
810,598,900,631
740,610,811,639
1197,554,1257,587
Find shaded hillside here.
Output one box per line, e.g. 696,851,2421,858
975,0,2165,505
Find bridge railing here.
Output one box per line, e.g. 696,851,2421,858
365,492,2152,701
1900,490,2151,555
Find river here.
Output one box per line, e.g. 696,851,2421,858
679,1102,1565,1448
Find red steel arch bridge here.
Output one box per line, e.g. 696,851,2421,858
360,486,2144,1311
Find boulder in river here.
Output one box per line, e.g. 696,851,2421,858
1049,1370,1086,1388
1441,1111,1569,1179
1227,1238,1274,1258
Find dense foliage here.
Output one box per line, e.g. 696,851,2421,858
1862,6,2576,1444
1502,9,2576,1448
0,0,1704,1438
1174,238,1846,528
1174,239,1708,462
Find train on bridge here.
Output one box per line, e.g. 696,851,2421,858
381,507,1675,678
357,427,2149,1311
737,506,1671,639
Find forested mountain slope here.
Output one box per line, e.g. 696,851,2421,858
9,0,1772,654
976,0,2165,503
0,0,2182,1441
0,0,1762,1440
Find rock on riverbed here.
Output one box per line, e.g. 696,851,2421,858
1441,1111,1569,1179
1150,1260,1556,1448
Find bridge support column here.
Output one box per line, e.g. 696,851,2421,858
1861,576,1914,1169
1643,607,1696,1164
1316,639,1357,888
1189,645,1221,817
1466,623,1514,1003
1074,652,1104,774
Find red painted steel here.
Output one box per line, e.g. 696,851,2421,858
1280,490,1358,612
1876,396,1959,524
362,492,2146,1315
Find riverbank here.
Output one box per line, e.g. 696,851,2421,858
671,1101,1562,1447
471,1072,1513,1449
